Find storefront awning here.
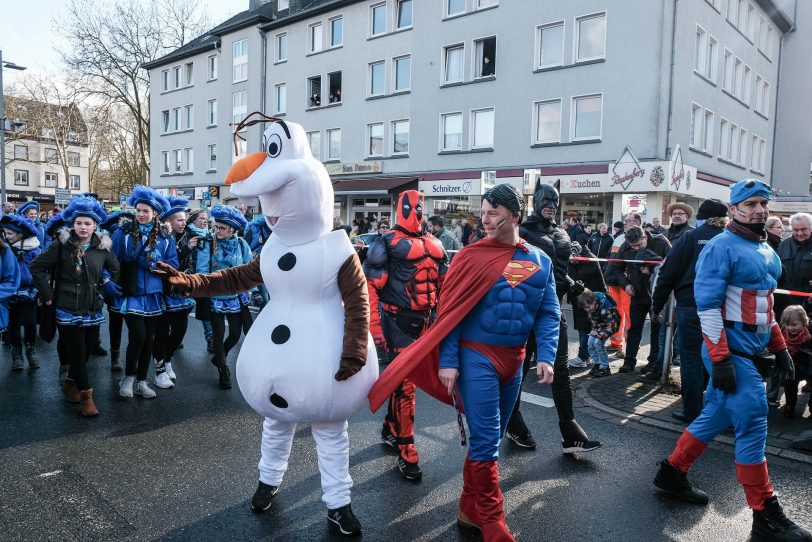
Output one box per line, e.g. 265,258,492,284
332,176,418,195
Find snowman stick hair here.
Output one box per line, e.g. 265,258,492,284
230,112,291,156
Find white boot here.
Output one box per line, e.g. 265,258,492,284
165,362,176,381
134,380,157,399
154,371,174,389
119,376,135,398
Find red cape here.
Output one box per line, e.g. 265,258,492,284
368,237,527,412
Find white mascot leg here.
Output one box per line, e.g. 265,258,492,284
311,420,352,510
258,417,297,487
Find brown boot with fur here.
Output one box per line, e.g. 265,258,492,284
61,378,81,404
79,389,99,417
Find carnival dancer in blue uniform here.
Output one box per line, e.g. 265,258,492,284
30,196,119,417
112,186,178,399
99,210,133,372
370,184,560,541
152,196,195,389
654,179,811,542
17,200,49,249
2,214,42,371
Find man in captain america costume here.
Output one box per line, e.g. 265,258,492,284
363,189,448,481
654,179,811,542
505,180,601,453
369,183,559,540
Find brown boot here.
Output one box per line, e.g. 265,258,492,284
79,389,99,417
61,378,81,404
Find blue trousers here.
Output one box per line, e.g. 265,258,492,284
675,307,707,420
457,347,524,462
587,335,610,369
687,347,768,464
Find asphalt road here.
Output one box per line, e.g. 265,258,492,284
1,314,811,542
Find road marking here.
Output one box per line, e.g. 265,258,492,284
520,391,554,408
39,470,62,478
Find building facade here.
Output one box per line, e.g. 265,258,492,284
147,0,804,226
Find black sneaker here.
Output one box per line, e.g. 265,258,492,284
653,459,709,505
380,423,398,452
505,430,537,449
752,496,812,541
327,503,362,536
619,364,636,373
397,457,423,481
562,439,602,454
593,367,611,378
639,371,662,383
639,364,654,375
251,481,278,512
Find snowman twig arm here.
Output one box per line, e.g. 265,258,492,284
334,253,370,381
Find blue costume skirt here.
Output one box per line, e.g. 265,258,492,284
109,293,165,317
56,308,105,327
210,293,249,314
164,295,195,313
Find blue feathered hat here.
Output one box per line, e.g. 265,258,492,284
45,214,66,236
211,204,248,232
99,210,134,233
64,195,108,224
160,196,189,221
16,200,39,216
127,185,169,215
1,214,38,238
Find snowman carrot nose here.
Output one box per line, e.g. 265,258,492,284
225,152,267,185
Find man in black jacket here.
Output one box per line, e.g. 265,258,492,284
505,181,601,454
587,223,613,268
665,203,695,244
777,212,812,318
606,226,671,373
651,199,728,421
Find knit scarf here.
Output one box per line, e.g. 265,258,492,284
784,326,811,357
727,219,767,242
187,224,209,238
212,237,244,271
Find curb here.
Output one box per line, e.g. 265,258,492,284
575,377,812,467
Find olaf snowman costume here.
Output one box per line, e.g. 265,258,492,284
155,119,378,524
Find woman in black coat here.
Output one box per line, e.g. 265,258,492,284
567,243,607,368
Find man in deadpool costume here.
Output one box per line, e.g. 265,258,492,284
364,190,449,481
506,180,602,453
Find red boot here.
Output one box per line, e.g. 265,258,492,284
458,457,480,530
667,430,707,473
736,462,774,510
469,460,514,542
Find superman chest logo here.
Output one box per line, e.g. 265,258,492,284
502,260,540,288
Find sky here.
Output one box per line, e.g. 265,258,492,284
0,0,243,85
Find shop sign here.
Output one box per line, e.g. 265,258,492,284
168,187,195,199
611,147,646,191
670,145,688,191
542,173,609,193
418,178,481,196
326,161,382,176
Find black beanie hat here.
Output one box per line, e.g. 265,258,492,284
613,221,623,229
696,198,728,220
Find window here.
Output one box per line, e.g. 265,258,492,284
368,123,384,156
234,140,247,162
308,76,322,107
327,128,341,160
572,94,603,140
477,0,497,7
746,3,757,40
690,104,702,148
702,109,714,153
14,170,28,186
742,65,752,104
764,26,773,59
173,149,182,172
444,45,464,83
275,83,286,114
719,118,729,158
370,61,385,96
207,55,217,80
392,120,409,154
309,23,323,53
13,145,28,160
69,175,80,190
723,49,733,91
694,26,706,72
42,128,54,140
173,107,181,131
307,131,321,159
441,112,463,151
232,91,247,125
233,39,248,82
185,62,194,86
207,144,217,171
162,151,170,174
575,13,606,62
760,138,767,171
727,0,740,26
394,56,411,91
330,17,343,47
755,74,764,112
44,172,58,188
447,0,465,16
761,81,770,115
471,108,494,149
537,23,564,69
68,152,80,167
474,36,496,78
185,104,194,130
173,66,181,88
534,99,561,144
276,33,288,62
750,134,760,170
371,3,387,36
162,70,169,91
162,110,170,133
208,99,217,126
397,0,413,29
278,0,289,9
738,128,748,166
730,123,740,163
328,72,342,103
705,36,718,81
184,148,193,173
45,148,58,164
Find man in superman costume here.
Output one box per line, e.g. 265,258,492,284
653,179,811,542
369,184,559,541
364,189,448,481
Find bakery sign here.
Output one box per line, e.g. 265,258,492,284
611,146,646,190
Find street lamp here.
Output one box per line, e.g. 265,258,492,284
0,50,28,209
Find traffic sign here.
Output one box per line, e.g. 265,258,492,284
54,188,71,205
208,185,220,198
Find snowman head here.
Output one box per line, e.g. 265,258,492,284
226,117,333,246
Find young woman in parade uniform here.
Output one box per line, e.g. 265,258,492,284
99,210,134,372
186,208,215,353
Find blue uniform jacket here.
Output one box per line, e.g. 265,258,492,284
0,244,21,328
112,227,178,296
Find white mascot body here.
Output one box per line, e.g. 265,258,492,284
226,119,378,511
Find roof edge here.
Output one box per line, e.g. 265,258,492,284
142,41,219,70
258,0,361,31
755,0,795,32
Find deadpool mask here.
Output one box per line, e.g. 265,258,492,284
397,190,424,234
533,181,560,217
